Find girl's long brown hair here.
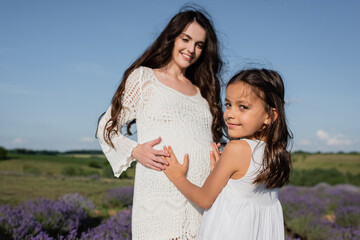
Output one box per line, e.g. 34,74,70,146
226,69,292,188
98,8,223,147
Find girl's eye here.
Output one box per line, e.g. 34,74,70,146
225,103,231,107
240,105,248,110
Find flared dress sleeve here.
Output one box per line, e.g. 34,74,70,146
97,67,144,177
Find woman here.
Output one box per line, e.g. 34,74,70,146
97,8,223,240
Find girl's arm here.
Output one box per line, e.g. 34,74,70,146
163,140,252,209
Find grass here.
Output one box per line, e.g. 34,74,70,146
1,153,135,178
0,152,359,207
0,158,103,176
291,153,360,174
0,153,135,208
0,173,132,207
7,152,104,165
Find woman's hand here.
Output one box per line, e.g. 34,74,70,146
131,137,169,171
210,142,221,171
162,146,189,184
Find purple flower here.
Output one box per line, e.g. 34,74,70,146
80,208,132,240
0,193,94,240
279,184,360,240
30,231,54,240
334,206,360,228
103,186,134,209
0,203,42,240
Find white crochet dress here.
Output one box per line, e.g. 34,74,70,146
97,66,213,240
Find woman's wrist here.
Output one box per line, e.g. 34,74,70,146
131,144,139,160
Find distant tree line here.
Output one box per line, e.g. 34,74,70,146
292,150,359,155
64,150,103,154
5,148,103,156
1,146,359,157
0,147,7,160
10,149,59,155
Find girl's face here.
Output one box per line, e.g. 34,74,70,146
170,21,206,70
224,81,271,140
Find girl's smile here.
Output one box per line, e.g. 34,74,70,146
226,122,241,129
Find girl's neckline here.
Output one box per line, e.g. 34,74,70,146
148,67,200,98
231,138,265,144
242,138,265,143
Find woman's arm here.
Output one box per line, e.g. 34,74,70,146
163,140,252,209
97,67,169,177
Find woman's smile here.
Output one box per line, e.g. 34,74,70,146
181,52,193,61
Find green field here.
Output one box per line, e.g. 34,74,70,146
0,152,359,208
0,152,135,209
0,174,132,206
291,153,360,174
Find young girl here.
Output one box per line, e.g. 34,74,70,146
163,68,292,240
96,8,223,240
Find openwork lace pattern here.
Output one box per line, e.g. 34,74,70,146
98,67,213,240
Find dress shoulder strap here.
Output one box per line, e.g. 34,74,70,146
241,139,265,152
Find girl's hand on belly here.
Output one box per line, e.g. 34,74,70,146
131,137,170,171
162,146,189,184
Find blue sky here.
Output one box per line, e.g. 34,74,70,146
1,0,359,152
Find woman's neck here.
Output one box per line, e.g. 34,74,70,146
161,62,186,79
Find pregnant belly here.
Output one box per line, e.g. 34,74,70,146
133,137,211,200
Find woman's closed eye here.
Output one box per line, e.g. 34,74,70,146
196,43,204,49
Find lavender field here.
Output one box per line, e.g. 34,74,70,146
0,188,133,240
281,184,360,240
0,151,359,239
1,184,359,240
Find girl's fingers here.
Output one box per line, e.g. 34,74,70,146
210,151,215,163
215,143,221,153
167,146,174,155
169,146,180,160
209,151,216,171
162,146,173,163
163,145,169,152
183,154,189,170
211,143,220,159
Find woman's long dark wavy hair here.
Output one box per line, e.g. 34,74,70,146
226,69,292,188
98,8,223,147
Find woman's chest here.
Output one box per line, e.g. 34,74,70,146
139,86,212,122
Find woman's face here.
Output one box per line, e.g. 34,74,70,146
171,21,206,70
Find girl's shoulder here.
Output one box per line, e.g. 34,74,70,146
222,140,252,162
226,139,252,149
221,140,253,178
227,139,265,152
